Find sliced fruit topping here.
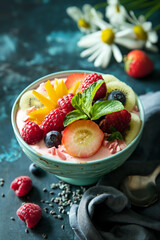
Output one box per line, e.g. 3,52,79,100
44,131,62,148
17,203,42,228
68,80,81,95
62,120,104,158
65,73,88,89
125,113,141,145
54,79,68,98
32,90,56,110
10,176,32,197
58,93,74,114
44,80,59,104
102,74,120,84
99,109,131,135
19,90,44,110
21,121,44,144
106,81,136,111
41,108,65,135
29,107,51,125
107,90,126,106
81,73,106,100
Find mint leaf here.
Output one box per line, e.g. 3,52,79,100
71,93,83,112
82,80,104,117
107,131,123,141
63,110,88,127
91,100,124,120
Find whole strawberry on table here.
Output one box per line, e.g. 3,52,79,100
18,72,141,159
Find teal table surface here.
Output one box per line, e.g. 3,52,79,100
0,0,160,239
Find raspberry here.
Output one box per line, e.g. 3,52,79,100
41,108,65,135
99,109,131,134
21,121,43,144
81,73,106,100
10,176,32,197
17,203,42,228
58,93,74,114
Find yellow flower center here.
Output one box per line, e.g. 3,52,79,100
133,25,147,40
116,4,120,12
101,28,115,45
78,18,90,29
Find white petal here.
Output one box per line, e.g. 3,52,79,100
115,37,144,49
116,28,133,38
66,7,83,22
129,11,139,24
108,0,118,5
148,31,158,43
138,15,146,24
82,4,92,20
78,31,101,48
112,44,122,62
94,45,109,67
80,43,102,57
101,47,112,68
146,41,159,52
88,46,103,62
91,8,110,30
142,21,152,31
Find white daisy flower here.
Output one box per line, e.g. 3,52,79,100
78,10,144,68
66,4,103,34
106,0,127,26
123,11,159,52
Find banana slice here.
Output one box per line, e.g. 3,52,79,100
102,74,120,84
106,81,136,111
125,113,141,145
19,90,44,110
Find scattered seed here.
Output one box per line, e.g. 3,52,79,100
61,224,65,230
42,233,48,239
49,203,53,207
25,229,29,233
40,200,45,203
0,182,4,187
45,201,49,204
10,217,15,221
50,197,54,202
43,188,47,192
58,215,63,220
44,207,49,213
1,193,5,198
0,178,4,182
50,210,55,215
49,191,54,195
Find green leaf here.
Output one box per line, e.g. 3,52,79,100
91,100,124,120
63,110,88,127
71,92,83,112
107,131,123,141
82,80,104,117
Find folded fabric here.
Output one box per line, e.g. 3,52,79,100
69,92,160,240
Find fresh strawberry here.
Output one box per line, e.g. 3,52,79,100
65,73,88,89
21,121,43,144
124,50,154,78
62,120,104,158
58,93,74,114
10,176,32,197
99,109,131,134
41,108,65,136
17,203,42,228
81,73,106,100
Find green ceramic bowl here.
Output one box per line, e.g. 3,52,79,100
11,70,145,186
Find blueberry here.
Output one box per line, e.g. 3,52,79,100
107,90,126,106
29,163,41,175
44,131,62,148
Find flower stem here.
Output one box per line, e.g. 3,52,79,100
94,2,108,10
145,2,160,19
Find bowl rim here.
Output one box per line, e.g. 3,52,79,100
11,70,145,166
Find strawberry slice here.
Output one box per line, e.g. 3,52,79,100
65,73,88,89
62,120,104,158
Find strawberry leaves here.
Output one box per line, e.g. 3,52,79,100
63,80,124,127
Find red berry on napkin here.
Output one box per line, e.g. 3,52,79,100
124,50,154,78
10,176,32,197
17,203,42,228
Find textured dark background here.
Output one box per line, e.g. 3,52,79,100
0,0,160,239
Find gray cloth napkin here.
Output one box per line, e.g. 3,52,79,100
69,91,160,240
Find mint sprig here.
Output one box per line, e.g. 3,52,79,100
107,127,123,141
63,80,124,127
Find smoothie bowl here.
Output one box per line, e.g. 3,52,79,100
11,70,144,185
